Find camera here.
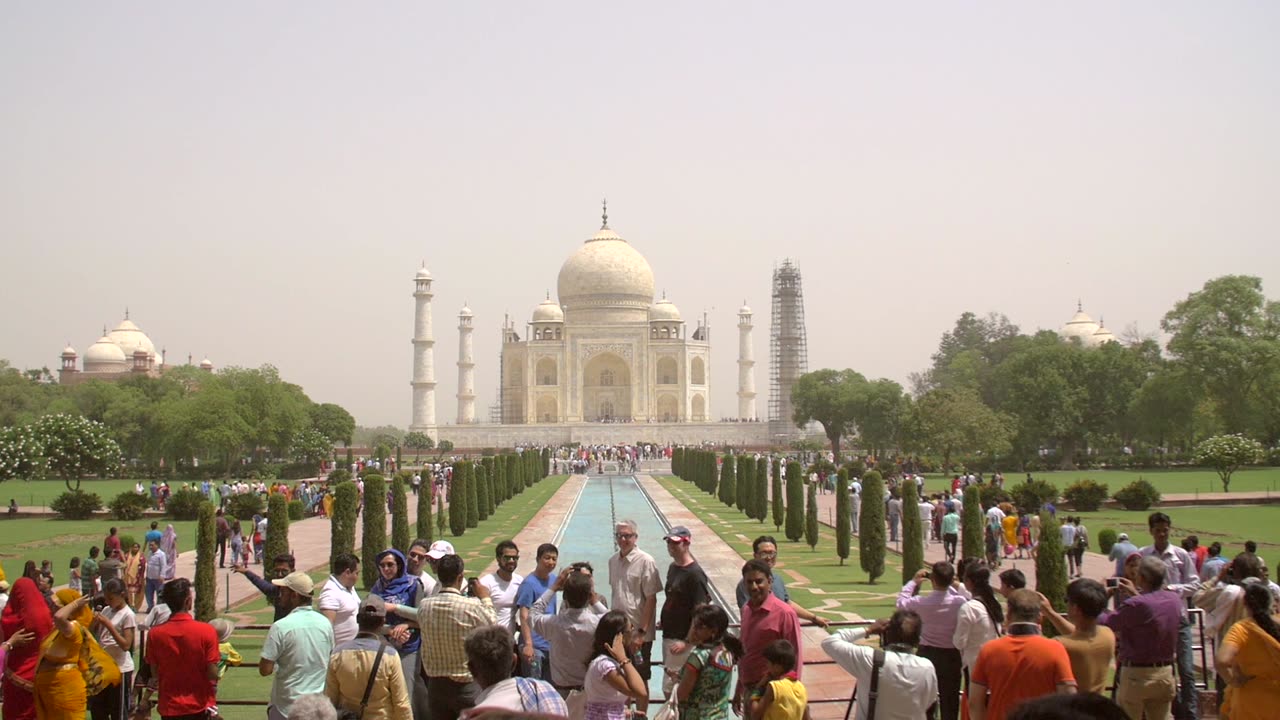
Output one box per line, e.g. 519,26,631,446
1105,578,1119,589
91,594,109,611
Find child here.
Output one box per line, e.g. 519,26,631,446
69,556,82,589
750,639,811,720
207,618,241,720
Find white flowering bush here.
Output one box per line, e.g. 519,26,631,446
1194,433,1265,492
0,414,124,490
0,424,42,481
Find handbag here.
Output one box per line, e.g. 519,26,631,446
335,640,388,720
651,692,680,720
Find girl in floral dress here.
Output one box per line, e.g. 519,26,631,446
674,604,742,720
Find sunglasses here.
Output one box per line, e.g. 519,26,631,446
408,552,428,560
615,533,637,540
501,555,520,562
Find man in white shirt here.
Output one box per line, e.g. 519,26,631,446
607,519,661,688
318,553,361,646
479,541,524,633
918,498,936,545
822,610,939,720
409,539,448,596
1141,512,1200,720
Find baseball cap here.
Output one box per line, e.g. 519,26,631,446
663,526,692,543
360,594,387,618
426,540,456,559
1118,533,1129,541
209,618,236,643
271,571,315,597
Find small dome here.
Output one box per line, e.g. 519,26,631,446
199,357,214,369
84,335,128,370
650,297,682,322
1060,306,1100,343
738,303,752,315
415,265,432,280
1092,323,1117,346
459,306,473,318
108,318,156,359
532,297,565,323
62,344,77,356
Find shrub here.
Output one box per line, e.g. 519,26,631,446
1097,528,1118,555
226,492,265,521
1008,479,1059,514
736,456,752,516
718,455,737,508
361,474,387,588
784,462,804,541
835,469,850,565
195,501,217,621
1035,512,1068,616
1113,479,1162,511
119,534,137,552
859,470,886,582
1063,479,1110,512
805,480,819,550
330,481,358,570
279,462,317,480
50,490,103,520
328,468,352,484
287,499,305,521
109,491,152,521
978,484,1011,510
391,476,411,553
264,494,291,564
167,488,206,521
962,485,984,560
901,485,924,583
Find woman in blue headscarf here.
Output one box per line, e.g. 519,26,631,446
368,548,422,702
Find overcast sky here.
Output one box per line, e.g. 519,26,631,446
3,3,1277,428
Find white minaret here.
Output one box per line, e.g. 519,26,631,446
410,264,437,437
737,302,757,420
456,305,476,424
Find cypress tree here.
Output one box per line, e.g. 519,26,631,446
962,485,984,560
1036,511,1069,614
395,446,402,471
805,479,819,550
416,474,434,543
718,453,737,507
755,456,769,522
476,464,491,521
391,476,411,553
361,474,387,588
771,458,784,531
483,457,497,512
525,451,537,487
900,486,924,583
346,447,354,467
859,470,886,582
673,447,683,477
493,455,506,503
466,462,480,528
785,461,804,541
450,463,468,536
436,490,447,537
507,454,520,496
265,493,291,566
331,481,358,567
835,468,851,564
737,455,753,515
707,452,720,495
195,501,217,621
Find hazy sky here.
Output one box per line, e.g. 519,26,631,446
3,3,1277,428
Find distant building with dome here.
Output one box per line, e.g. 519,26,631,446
1058,302,1118,348
57,313,213,385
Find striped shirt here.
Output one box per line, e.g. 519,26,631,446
415,587,496,682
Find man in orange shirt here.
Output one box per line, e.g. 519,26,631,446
970,589,1076,720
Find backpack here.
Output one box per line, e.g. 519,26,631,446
1074,526,1089,551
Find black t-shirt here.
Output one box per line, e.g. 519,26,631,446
660,561,710,639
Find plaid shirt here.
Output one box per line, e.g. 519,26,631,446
416,588,496,681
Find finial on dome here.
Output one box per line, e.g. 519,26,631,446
545,290,551,300
1077,299,1082,312
125,307,130,320
601,198,609,229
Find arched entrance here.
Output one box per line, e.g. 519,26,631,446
657,394,678,422
536,395,558,423
582,353,631,421
691,393,706,421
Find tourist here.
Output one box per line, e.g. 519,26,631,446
98,549,124,586
90,578,137,720
1139,512,1199,720
1071,517,1089,579
942,505,960,563
1038,580,1115,695
1108,533,1138,578
733,535,829,628
479,540,524,634
1198,542,1226,582
1215,582,1280,720
144,541,166,610
389,554,496,720
737,559,803,713
1099,556,1182,720
608,519,662,692
969,589,1076,720
672,604,741,718
1060,516,1078,578
1001,511,1018,562
326,595,412,720
69,556,82,591
318,553,362,647
286,694,337,720
1,577,54,720
39,589,115,720
460,625,567,718
953,563,1004,703
143,521,162,552
215,509,231,568
159,525,178,581
260,571,334,720
81,546,100,595
824,609,938,720
748,640,810,720
660,525,712,693
530,566,608,697
123,543,144,609
1193,551,1266,708
143,579,219,720
232,552,296,621
849,482,860,534
581,610,647,720
918,495,935,546
103,527,122,558
997,568,1025,598
897,561,966,720
516,542,559,680
416,539,452,596
368,547,427,719
887,490,901,543
229,519,245,567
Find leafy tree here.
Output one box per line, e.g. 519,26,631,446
718,453,737,507
755,456,769,522
920,311,1022,396
391,476,411,553
784,461,804,541
1036,512,1069,613
330,481,359,569
466,462,480,528
195,501,217,621
449,463,467,536
859,470,885,582
900,487,924,582
416,473,434,543
856,379,909,459
910,388,1012,473
437,439,454,452
309,402,355,446
475,464,491,521
29,414,123,490
361,475,387,588
291,429,332,473
791,369,865,461
835,468,851,564
404,432,434,463
1128,366,1201,450
771,458,784,531
0,423,42,481
805,480,819,550
961,485,983,560
1194,433,1265,492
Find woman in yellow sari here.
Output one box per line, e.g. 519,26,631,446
122,543,145,609
1217,583,1280,720
35,589,93,720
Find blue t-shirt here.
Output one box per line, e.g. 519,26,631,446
144,529,163,546
515,572,557,653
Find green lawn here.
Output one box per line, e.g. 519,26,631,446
655,475,902,623
1072,505,1280,560
917,467,1280,497
3,478,166,508
0,517,200,583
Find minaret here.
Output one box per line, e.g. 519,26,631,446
456,305,476,424
410,264,437,437
737,302,757,420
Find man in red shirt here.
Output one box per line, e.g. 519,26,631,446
735,559,803,715
144,578,221,720
970,589,1076,720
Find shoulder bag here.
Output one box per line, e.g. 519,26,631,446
335,640,388,720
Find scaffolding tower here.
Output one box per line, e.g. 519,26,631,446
769,259,808,433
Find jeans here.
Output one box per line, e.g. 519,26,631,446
425,676,478,720
943,533,958,562
919,646,961,720
1174,617,1198,719
145,578,163,609
217,537,227,567
402,651,430,720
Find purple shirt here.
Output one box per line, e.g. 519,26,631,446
896,580,967,649
1099,590,1184,664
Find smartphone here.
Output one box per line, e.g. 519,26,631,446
1106,577,1119,588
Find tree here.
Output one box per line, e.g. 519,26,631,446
195,501,217,621
28,414,123,490
361,474,387,588
475,464,491,521
859,470,885,582
291,429,332,474
736,455,753,516
755,456,769,522
466,462,480,528
961,485,983,560
771,458,784,531
403,432,434,463
805,480,819,551
900,488,924,583
784,461,804,541
264,493,291,564
436,491,447,538
923,311,1022,395
835,469,851,565
438,439,454,452
416,473,434,543
391,476,411,553
309,402,355,445
0,423,42,482
911,389,1012,473
718,453,737,507
856,379,909,459
506,454,519,497
791,369,866,461
449,463,467,536
1195,433,1265,492
330,481,358,568
1035,512,1069,613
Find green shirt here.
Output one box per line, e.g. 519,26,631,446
80,558,99,594
261,606,334,715
941,513,960,535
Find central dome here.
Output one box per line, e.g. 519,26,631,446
556,223,655,310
